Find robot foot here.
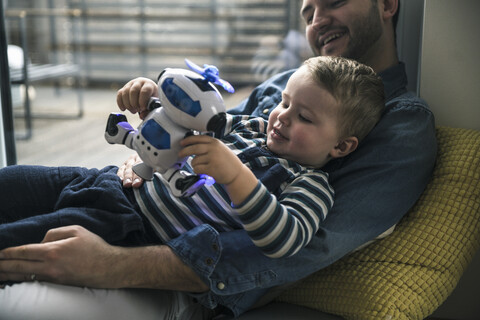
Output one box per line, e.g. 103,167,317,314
133,163,155,181
166,170,214,197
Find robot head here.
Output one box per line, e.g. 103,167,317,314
157,68,227,136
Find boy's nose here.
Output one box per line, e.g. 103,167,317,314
277,109,291,126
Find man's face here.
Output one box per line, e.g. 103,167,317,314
301,0,384,64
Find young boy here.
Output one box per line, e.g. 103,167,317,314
0,56,384,259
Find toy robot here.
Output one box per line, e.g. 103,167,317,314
105,59,234,197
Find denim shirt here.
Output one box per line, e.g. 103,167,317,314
166,62,437,317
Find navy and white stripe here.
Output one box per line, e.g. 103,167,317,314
134,114,334,258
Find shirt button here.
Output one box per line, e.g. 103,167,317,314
217,282,226,290
205,257,214,265
212,243,219,251
262,108,269,114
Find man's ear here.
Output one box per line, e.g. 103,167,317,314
380,0,399,21
330,136,359,159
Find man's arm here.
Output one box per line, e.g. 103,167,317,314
0,225,208,292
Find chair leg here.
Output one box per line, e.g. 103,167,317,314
15,82,33,140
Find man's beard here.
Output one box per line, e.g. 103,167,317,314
342,4,383,62
313,3,383,62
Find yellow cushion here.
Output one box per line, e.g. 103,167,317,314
275,127,480,319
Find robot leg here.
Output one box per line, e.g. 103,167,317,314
163,167,215,197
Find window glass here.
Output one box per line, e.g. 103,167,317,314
5,0,311,168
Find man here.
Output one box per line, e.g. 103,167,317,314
0,0,436,318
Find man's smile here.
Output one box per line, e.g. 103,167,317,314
318,29,348,52
322,32,344,45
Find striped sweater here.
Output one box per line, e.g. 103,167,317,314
134,114,334,258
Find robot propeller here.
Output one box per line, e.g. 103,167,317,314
185,58,235,93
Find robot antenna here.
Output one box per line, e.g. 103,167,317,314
185,58,235,93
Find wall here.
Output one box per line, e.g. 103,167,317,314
395,0,424,93
418,0,480,131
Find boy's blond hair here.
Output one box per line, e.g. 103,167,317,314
303,56,385,142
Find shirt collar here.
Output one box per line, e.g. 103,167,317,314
378,62,408,102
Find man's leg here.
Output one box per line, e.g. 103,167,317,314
0,165,150,249
0,282,213,320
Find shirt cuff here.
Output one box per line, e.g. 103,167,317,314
231,181,268,213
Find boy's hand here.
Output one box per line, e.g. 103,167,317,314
117,77,158,119
179,135,242,185
179,135,258,205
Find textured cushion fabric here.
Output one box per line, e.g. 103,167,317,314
275,127,480,320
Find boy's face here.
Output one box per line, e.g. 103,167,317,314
266,67,341,168
301,0,384,66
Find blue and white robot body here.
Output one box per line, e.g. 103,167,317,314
105,59,233,197
158,68,227,135
133,107,189,175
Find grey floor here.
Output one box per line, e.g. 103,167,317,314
13,84,252,169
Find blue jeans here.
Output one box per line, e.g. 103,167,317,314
0,165,159,250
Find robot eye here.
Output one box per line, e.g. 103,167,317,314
161,78,202,117
187,77,216,92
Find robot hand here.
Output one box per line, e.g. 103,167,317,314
105,113,135,146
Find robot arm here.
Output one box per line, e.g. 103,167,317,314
104,113,135,148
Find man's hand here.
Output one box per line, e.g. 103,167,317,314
0,226,126,288
117,153,144,188
117,77,158,119
0,226,208,292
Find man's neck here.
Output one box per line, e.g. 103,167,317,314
360,37,399,73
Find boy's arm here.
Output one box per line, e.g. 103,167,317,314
234,172,333,258
179,134,333,259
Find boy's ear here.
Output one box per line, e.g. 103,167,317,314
330,136,359,159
